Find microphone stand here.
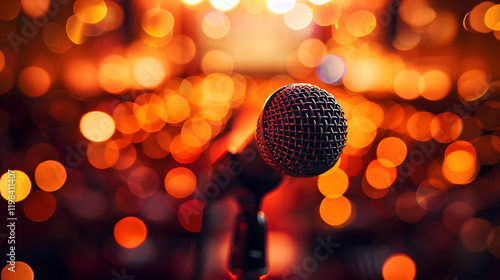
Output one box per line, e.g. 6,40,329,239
229,193,268,280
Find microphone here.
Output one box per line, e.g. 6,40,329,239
197,83,347,280
218,83,348,195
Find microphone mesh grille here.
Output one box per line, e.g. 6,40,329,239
257,84,347,177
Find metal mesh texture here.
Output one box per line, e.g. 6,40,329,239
256,84,347,177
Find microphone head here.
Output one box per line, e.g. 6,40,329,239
256,83,347,177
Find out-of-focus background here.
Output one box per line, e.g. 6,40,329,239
1,0,500,279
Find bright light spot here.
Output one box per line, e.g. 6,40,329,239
366,159,397,189
98,55,130,94
467,2,495,33
165,94,191,124
165,167,197,199
407,111,434,141
80,111,116,142
182,0,203,5
66,14,88,44
114,216,147,248
316,55,345,84
284,3,313,30
346,116,377,148
318,168,348,198
1,261,34,280
343,60,374,92
382,253,416,280
399,0,436,27
446,151,476,172
202,10,231,39
132,57,167,88
35,160,67,192
377,137,407,167
319,195,352,227
485,5,500,30
0,170,31,202
298,38,326,68
142,8,174,37
418,70,451,101
73,0,107,24
309,0,329,4
210,0,239,11
458,69,489,101
346,10,377,37
267,0,296,14
21,0,50,17
394,70,420,100
312,1,341,26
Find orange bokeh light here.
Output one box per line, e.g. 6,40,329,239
74,0,108,24
142,8,174,38
312,1,341,26
318,168,349,198
63,59,99,96
113,102,141,134
377,137,407,167
442,141,478,185
1,261,34,280
430,112,463,143
366,159,397,189
18,66,51,97
164,94,191,124
166,35,197,65
457,69,489,101
319,195,352,227
35,160,67,192
87,140,120,169
407,111,434,141
297,38,326,68
418,70,451,101
97,55,130,94
382,253,416,280
165,167,197,199
394,70,420,100
21,0,50,17
114,216,147,248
